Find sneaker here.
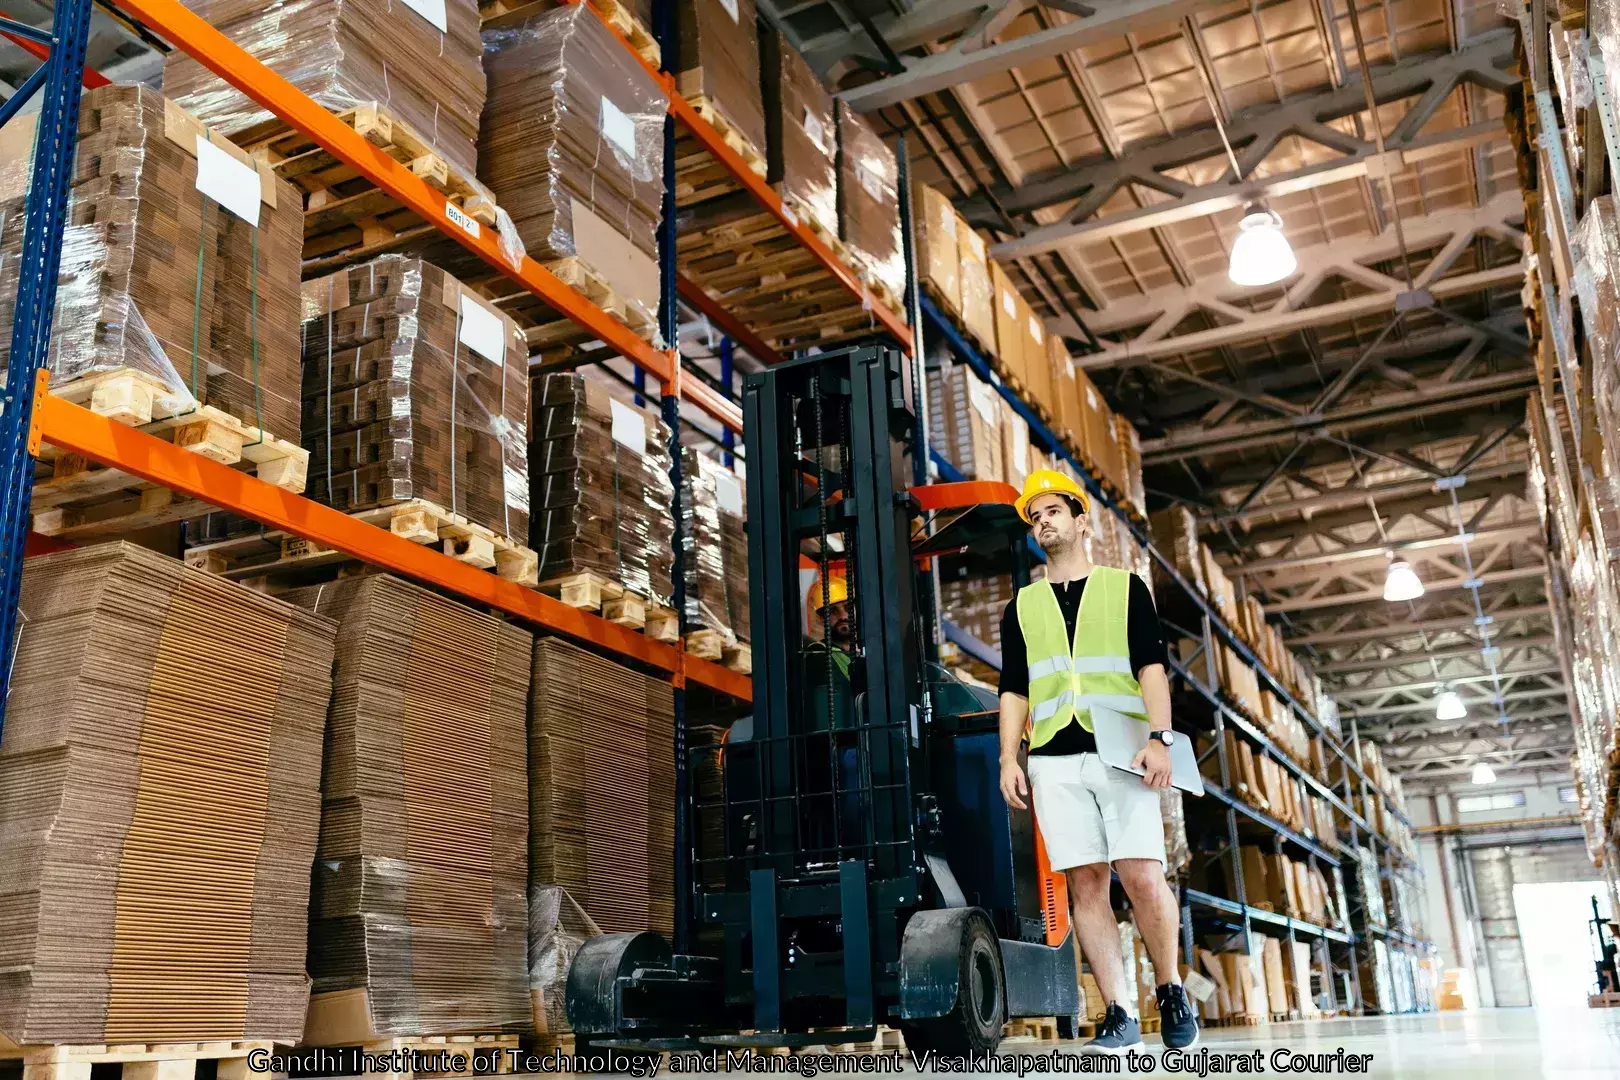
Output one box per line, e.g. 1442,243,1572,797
1156,982,1200,1049
1082,1003,1142,1055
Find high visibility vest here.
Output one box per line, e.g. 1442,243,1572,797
1016,565,1148,749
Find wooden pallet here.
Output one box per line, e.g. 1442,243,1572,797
683,95,767,180
1140,1016,1162,1035
237,104,500,276
0,1039,276,1080
30,368,308,541
478,0,660,66
468,254,661,368
540,571,681,642
1205,1015,1265,1027
183,498,539,587
1590,991,1620,1008
812,1027,904,1053
684,629,752,673
1003,1016,1060,1041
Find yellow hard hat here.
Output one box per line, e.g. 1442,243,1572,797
1015,469,1090,524
809,573,849,612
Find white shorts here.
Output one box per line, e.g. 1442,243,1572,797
1027,752,1166,870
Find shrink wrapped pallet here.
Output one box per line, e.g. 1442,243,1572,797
679,0,766,156
682,447,750,644
529,371,676,605
939,571,1015,679
0,85,303,443
165,0,486,178
1162,789,1189,874
763,29,837,238
300,255,530,544
927,360,1004,482
0,543,336,1044
1116,414,1145,515
835,101,904,301
284,575,532,1038
1151,505,1206,597
1001,399,1031,491
481,5,664,329
528,639,675,1031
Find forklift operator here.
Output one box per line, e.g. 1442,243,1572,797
996,470,1199,1055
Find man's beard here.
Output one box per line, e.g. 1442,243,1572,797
1036,528,1072,555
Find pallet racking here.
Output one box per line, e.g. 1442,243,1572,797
0,0,1431,1014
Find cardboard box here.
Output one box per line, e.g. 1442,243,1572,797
1290,941,1322,1017
1219,952,1269,1019
991,260,1026,385
1023,306,1053,408
1240,845,1270,908
914,184,961,316
678,0,766,154
836,101,904,299
1002,399,1031,491
1049,337,1082,442
958,225,997,351
1262,938,1288,1018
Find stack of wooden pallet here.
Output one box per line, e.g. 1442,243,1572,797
284,574,532,1039
0,543,336,1044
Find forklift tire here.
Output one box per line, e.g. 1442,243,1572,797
898,912,1005,1056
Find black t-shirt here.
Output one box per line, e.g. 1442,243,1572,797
998,572,1169,756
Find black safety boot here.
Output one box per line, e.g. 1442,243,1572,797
1081,1003,1143,1055
1156,981,1200,1049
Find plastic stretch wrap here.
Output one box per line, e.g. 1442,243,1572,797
679,0,766,155
957,222,997,350
529,639,675,1035
481,6,665,331
529,371,675,606
835,101,904,300
927,359,1004,482
763,29,837,238
0,85,303,441
165,0,485,178
1161,789,1189,874
301,255,530,543
681,448,750,643
287,575,533,1037
0,543,336,1044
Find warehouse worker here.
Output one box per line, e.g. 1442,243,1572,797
807,572,854,679
996,470,1199,1054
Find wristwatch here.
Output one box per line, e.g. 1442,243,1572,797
1150,730,1175,748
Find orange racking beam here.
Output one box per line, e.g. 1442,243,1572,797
677,275,788,366
668,94,915,355
29,385,753,702
108,0,746,435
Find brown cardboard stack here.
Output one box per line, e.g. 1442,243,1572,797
1197,949,1269,1022
285,576,531,1038
528,640,675,1029
166,0,486,177
301,255,531,543
1001,399,1031,491
682,447,750,643
958,222,997,351
529,372,676,605
762,30,837,238
0,85,303,442
1074,366,1123,493
1151,506,1207,596
679,0,766,156
939,572,1016,657
1047,336,1084,449
0,543,336,1044
990,261,1025,390
1261,938,1288,1017
835,101,904,300
928,360,1004,482
481,5,665,329
914,185,960,315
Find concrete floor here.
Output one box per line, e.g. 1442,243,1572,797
989,1008,1620,1077
619,1009,1620,1077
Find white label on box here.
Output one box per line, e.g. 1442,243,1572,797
719,0,739,20
857,159,885,201
802,107,828,155
601,96,637,159
966,229,985,259
1086,387,1098,408
939,206,957,239
715,470,743,516
445,201,481,237
194,135,260,226
610,398,647,456
1014,430,1028,472
1028,315,1044,344
400,0,448,33
968,376,997,426
1001,290,1016,317
458,292,506,365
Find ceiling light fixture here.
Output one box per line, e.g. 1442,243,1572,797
1228,203,1298,287
1435,689,1468,721
1470,762,1497,785
1383,560,1425,602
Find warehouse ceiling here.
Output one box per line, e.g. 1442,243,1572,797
764,0,1560,790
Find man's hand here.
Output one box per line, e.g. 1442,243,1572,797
1000,759,1029,809
1132,740,1173,789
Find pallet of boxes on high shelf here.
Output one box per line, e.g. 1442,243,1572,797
529,370,679,640
184,254,538,587
0,544,336,1067
164,0,513,276
678,0,767,174
281,575,531,1054
476,3,665,356
478,0,660,66
681,447,752,672
914,183,995,357
528,639,675,1044
0,86,309,546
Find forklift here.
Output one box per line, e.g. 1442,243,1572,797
567,344,1082,1054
